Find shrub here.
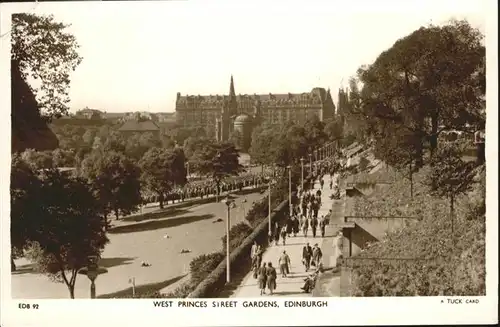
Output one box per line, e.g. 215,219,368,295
163,281,196,298
221,222,253,252
189,251,225,286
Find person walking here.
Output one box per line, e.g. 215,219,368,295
312,243,323,268
329,178,333,190
302,243,313,271
280,226,287,246
320,178,324,190
319,215,326,238
266,262,277,295
311,216,318,238
273,222,280,246
258,262,268,295
301,216,309,237
250,241,258,260
286,216,293,237
279,250,291,277
291,215,300,237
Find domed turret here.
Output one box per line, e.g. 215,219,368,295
233,114,254,151
234,114,253,124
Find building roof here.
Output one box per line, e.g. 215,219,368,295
176,88,329,107
118,120,160,132
234,114,253,124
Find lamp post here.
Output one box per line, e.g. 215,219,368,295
78,256,108,299
300,157,305,191
223,196,235,283
287,165,292,217
308,153,312,176
268,178,275,235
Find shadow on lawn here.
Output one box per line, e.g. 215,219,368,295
119,208,191,223
108,214,215,234
97,274,187,299
99,257,136,268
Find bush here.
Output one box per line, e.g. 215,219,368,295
221,222,253,252
189,251,225,286
163,281,196,298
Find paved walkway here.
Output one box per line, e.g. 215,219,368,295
225,175,340,298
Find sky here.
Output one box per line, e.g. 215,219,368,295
0,0,490,113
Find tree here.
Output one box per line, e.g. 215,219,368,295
323,117,344,142
102,131,126,154
125,132,161,160
426,145,477,242
11,59,59,153
12,13,83,119
303,115,326,146
351,20,485,164
80,151,142,224
183,136,214,161
373,124,420,197
82,129,96,147
52,148,75,167
192,142,243,199
10,154,43,271
249,125,276,166
22,169,108,299
20,149,54,170
139,147,187,209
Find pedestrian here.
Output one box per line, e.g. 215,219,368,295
255,245,263,269
286,216,293,237
301,216,309,237
274,223,280,246
329,178,333,190
311,216,318,237
319,215,326,237
302,243,313,271
312,243,323,268
291,215,300,236
320,178,324,190
266,262,277,295
280,226,287,246
250,241,258,260
313,200,319,219
279,250,291,277
258,262,267,295
326,209,332,225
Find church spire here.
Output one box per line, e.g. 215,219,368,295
228,75,237,116
229,75,236,97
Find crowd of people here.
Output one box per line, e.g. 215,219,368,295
245,157,344,295
140,172,272,206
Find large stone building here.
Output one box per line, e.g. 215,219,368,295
175,76,336,150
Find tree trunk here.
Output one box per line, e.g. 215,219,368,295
115,209,119,220
159,193,164,209
68,285,75,299
11,255,16,272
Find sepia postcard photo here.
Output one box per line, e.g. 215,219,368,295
1,0,497,326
